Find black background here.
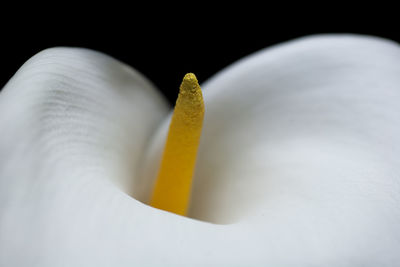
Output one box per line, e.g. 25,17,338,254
1,12,398,105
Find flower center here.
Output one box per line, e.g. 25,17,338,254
150,73,204,215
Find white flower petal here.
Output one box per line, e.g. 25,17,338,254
0,48,185,266
2,35,400,266
144,35,400,264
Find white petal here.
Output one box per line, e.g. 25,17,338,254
144,35,400,264
0,48,174,265
2,35,400,266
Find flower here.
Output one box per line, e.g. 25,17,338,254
1,34,399,266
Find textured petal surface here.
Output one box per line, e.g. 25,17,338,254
0,48,173,265
2,35,400,266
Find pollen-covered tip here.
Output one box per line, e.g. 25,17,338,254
181,73,200,93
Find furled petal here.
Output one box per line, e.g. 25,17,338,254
144,35,400,264
2,35,400,266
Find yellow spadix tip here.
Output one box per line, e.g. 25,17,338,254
150,73,204,216
181,73,199,92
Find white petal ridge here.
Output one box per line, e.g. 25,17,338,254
0,47,169,195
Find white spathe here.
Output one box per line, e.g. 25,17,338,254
1,35,400,266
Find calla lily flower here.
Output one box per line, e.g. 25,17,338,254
1,34,400,266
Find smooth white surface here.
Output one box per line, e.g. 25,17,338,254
1,35,400,266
